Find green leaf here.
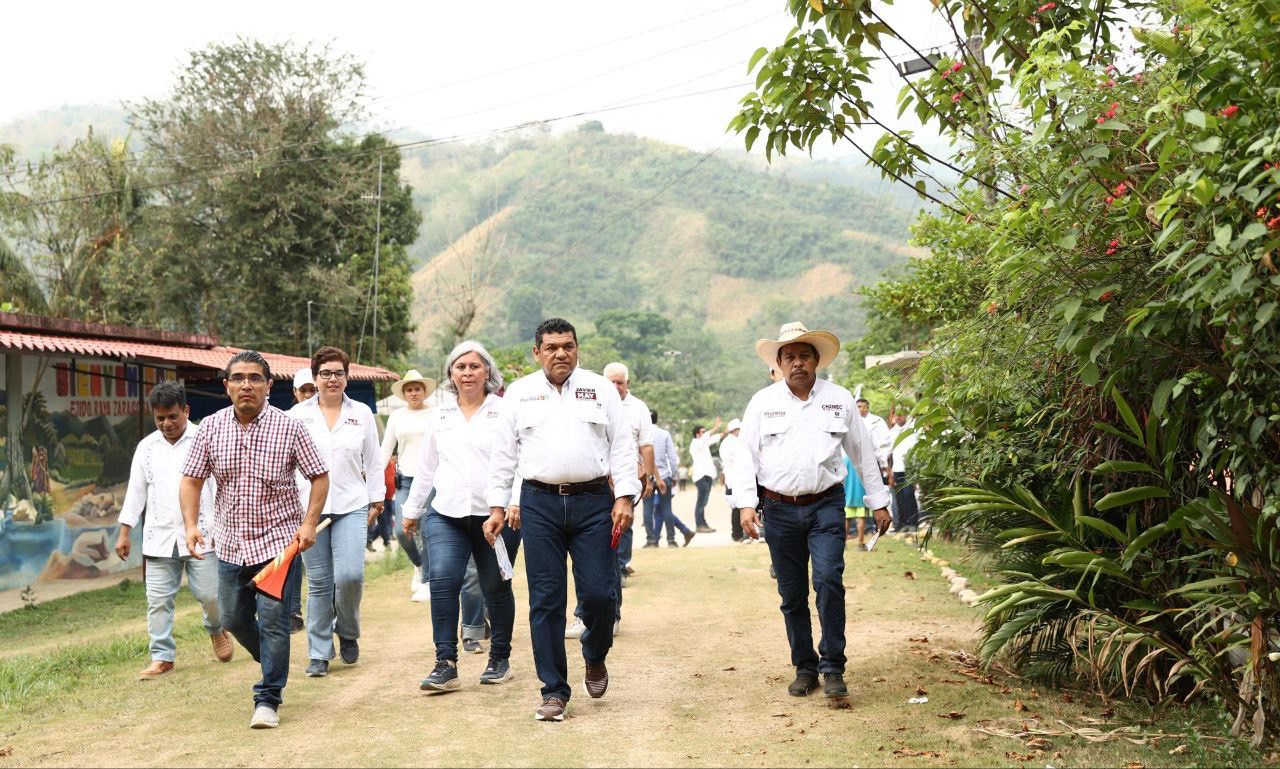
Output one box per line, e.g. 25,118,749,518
1095,486,1170,511
1192,136,1222,153
1076,515,1129,544
1256,302,1277,327
1192,178,1217,206
1112,390,1142,438
1152,378,1176,416
1240,222,1267,243
748,46,769,72
1184,109,1207,128
1092,460,1157,474
744,126,761,151
1080,361,1099,386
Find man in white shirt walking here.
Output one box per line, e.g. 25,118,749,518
719,418,748,541
731,322,891,702
688,418,724,533
486,318,639,722
115,381,233,679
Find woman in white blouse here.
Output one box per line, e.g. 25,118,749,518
405,340,521,692
380,369,436,601
288,346,384,679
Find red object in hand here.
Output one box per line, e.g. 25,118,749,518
611,523,623,550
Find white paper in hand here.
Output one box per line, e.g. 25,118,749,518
493,535,514,581
864,520,891,552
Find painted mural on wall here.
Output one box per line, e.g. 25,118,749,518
1,355,174,591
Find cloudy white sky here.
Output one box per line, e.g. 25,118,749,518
3,0,948,156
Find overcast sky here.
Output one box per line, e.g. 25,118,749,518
2,0,949,157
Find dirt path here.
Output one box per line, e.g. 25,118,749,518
1,494,1187,767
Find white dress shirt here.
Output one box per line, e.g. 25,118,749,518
689,431,721,481
890,421,918,473
719,431,753,507
379,405,433,474
730,379,891,511
288,394,384,515
863,413,892,470
486,367,640,508
118,422,216,557
404,392,506,520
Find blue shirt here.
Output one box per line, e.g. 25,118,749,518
843,456,866,508
652,425,679,481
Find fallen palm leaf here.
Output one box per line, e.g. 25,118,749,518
937,711,965,720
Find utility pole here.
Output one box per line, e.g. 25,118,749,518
361,154,384,369
306,300,313,353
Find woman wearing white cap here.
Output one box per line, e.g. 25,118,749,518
381,369,437,601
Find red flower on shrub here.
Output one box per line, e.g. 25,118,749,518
987,302,998,314
1019,183,1030,195
952,92,965,103
1036,1,1056,11
1105,239,1120,255
1104,195,1115,205
1268,216,1280,231
1220,105,1240,119
1099,290,1115,302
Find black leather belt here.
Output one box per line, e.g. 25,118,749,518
760,483,843,506
524,476,610,496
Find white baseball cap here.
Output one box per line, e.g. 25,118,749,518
727,418,742,433
293,368,315,389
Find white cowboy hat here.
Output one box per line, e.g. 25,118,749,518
391,369,437,400
292,368,315,389
755,321,841,372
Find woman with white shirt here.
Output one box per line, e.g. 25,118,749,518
289,346,385,679
380,369,436,602
405,340,521,692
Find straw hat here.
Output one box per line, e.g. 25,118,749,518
391,369,437,400
755,321,841,371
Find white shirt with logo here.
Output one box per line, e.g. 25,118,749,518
288,395,384,515
730,379,891,511
486,367,640,508
404,392,507,519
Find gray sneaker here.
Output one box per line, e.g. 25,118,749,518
420,659,460,692
479,657,513,685
249,704,279,729
462,638,484,654
305,659,328,677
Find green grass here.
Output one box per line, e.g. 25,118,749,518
0,578,162,647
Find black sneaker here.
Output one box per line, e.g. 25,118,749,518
289,612,304,634
305,659,329,677
788,672,819,696
339,637,359,665
479,657,513,685
824,672,848,698
462,638,484,655
420,659,460,692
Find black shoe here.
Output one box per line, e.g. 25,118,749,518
584,660,609,699
366,542,375,553
788,672,819,696
305,659,329,677
420,659,460,692
290,612,304,634
642,541,658,548
462,638,484,655
479,657,513,685
683,530,696,547
824,672,848,698
339,637,359,665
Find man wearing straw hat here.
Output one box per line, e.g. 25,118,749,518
729,322,891,702
381,368,437,601
180,350,330,729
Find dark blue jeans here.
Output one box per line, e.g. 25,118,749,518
424,510,521,662
761,489,847,676
522,484,617,702
693,476,713,527
651,479,689,543
218,558,294,709
893,472,920,530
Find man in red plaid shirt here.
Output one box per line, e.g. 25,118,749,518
180,350,330,730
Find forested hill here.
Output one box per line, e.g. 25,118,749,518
403,123,923,406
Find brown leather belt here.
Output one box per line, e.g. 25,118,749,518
524,476,610,496
760,483,843,506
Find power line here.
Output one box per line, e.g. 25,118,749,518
2,5,773,187
8,82,751,213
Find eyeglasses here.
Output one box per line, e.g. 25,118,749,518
227,374,267,386
316,370,348,380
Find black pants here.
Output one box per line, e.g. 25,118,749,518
728,486,743,541
694,477,713,527
893,472,919,529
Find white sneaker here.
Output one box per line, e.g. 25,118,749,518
250,704,279,729
411,581,431,603
410,567,421,591
565,618,586,639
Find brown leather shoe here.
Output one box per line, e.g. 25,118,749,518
138,660,175,680
535,697,567,721
211,630,234,662
584,660,609,699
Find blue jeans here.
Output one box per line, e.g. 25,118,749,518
302,509,367,661
424,511,521,661
288,559,304,617
218,558,294,708
460,557,487,642
693,476,713,527
761,489,847,675
653,479,690,542
893,472,919,530
521,484,617,702
144,549,222,661
394,474,429,582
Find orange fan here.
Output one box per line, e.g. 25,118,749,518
253,518,332,600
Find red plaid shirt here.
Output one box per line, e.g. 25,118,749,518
182,404,328,566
